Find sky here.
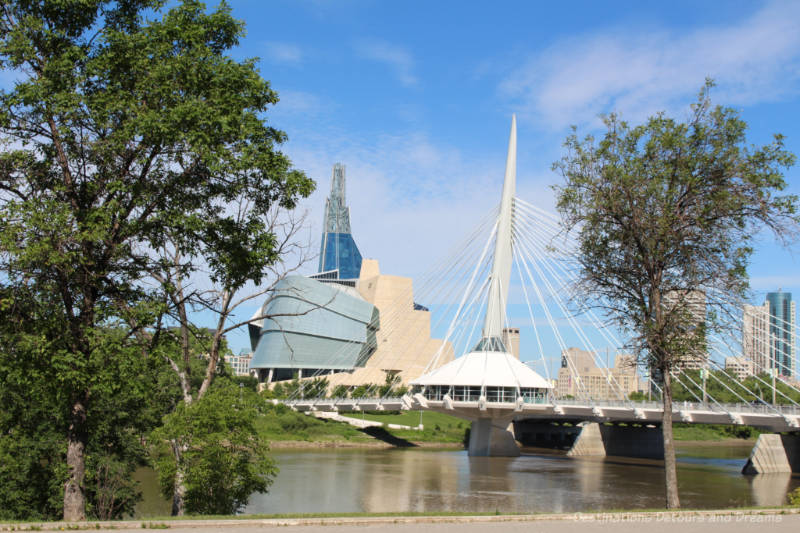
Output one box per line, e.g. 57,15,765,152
6,0,800,371
215,0,800,365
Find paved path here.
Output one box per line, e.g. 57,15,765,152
6,510,799,533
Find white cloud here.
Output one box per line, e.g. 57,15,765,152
264,41,303,64
500,0,800,129
354,39,418,87
279,124,561,285
274,90,324,115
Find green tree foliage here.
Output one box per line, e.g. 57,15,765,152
351,384,376,399
303,377,330,399
330,385,350,399
0,327,176,520
0,0,311,520
553,81,797,508
628,391,647,401
150,381,276,515
268,382,287,399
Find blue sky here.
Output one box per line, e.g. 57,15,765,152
216,0,800,363
228,0,800,277
6,0,800,368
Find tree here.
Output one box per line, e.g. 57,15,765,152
0,0,312,520
0,323,175,520
147,202,312,515
553,81,797,509
149,380,276,515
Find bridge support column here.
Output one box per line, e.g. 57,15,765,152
742,433,800,474
567,422,605,456
468,418,519,457
565,422,664,459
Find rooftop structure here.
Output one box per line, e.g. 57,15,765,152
318,164,363,280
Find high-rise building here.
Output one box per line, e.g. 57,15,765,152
742,292,796,378
725,356,754,381
743,301,770,375
767,291,795,377
225,350,253,377
556,347,644,400
663,290,708,370
318,164,363,280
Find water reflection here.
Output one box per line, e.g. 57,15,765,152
749,473,793,507
136,444,800,517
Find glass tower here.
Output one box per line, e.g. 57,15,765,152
318,164,363,280
766,291,795,377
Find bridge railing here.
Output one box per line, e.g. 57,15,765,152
284,397,406,406
282,395,800,417
560,398,800,416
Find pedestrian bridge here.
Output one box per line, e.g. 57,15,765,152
284,395,800,433
282,395,800,474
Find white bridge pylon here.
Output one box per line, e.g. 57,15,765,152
407,115,554,457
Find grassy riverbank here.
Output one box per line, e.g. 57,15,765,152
671,423,764,442
355,410,468,443
254,403,373,444
254,405,467,447
254,404,762,448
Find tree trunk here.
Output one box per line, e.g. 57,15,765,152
171,442,188,516
64,397,88,521
661,369,680,509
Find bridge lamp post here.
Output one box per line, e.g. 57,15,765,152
700,368,707,405
771,367,777,406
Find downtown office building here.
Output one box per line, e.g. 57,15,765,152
743,291,796,378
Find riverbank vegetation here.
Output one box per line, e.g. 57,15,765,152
254,404,371,444
252,405,467,446
0,0,313,522
671,423,763,442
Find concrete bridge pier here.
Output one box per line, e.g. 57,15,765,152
514,420,665,459
742,433,800,474
469,417,520,457
568,422,665,459
567,422,607,456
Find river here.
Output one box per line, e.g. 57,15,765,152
134,443,800,517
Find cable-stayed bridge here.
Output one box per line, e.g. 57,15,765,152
274,116,800,474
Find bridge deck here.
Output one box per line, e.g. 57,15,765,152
283,396,800,433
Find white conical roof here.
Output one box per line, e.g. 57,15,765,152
411,351,552,389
